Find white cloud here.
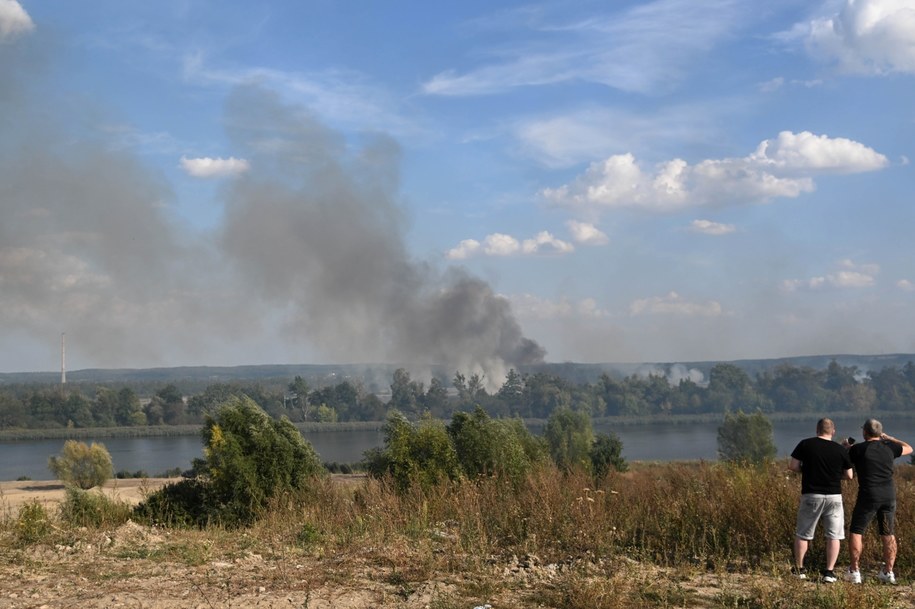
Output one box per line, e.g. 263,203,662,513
422,0,751,96
0,0,33,41
629,291,723,317
759,77,785,92
508,294,609,320
566,220,609,245
445,239,481,260
483,233,521,256
521,231,575,255
750,131,889,173
543,131,887,213
781,259,879,291
689,219,736,235
897,279,915,291
179,156,250,178
446,231,574,259
803,0,915,74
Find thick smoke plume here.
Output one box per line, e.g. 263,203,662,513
219,86,545,375
0,29,544,377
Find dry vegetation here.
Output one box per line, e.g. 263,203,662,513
2,463,915,608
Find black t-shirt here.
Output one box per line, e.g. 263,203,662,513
849,439,904,500
791,437,852,495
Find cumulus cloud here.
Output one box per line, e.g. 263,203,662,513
543,131,888,213
688,219,736,235
629,291,723,317
898,279,915,292
781,259,880,291
446,231,573,259
566,220,609,245
803,0,915,74
0,0,33,42
180,156,250,178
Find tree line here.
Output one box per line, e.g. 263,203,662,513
2,359,915,430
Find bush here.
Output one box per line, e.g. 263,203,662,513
365,411,460,492
15,501,51,545
590,432,628,477
133,478,212,527
48,440,113,489
135,396,325,527
545,408,594,471
717,410,777,465
447,407,546,482
58,487,132,528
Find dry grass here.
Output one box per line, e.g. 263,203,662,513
3,462,915,607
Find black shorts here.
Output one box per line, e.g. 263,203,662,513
850,496,896,536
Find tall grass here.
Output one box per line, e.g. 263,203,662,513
249,460,914,576
6,460,915,606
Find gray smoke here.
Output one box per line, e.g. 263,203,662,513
219,86,545,373
0,29,544,375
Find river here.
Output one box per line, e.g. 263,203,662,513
2,415,912,480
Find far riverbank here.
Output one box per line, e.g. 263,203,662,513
5,410,914,442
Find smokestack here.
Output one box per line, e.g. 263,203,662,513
61,332,66,385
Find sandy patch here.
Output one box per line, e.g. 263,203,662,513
0,478,177,514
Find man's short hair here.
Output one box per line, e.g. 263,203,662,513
863,418,883,438
817,418,835,436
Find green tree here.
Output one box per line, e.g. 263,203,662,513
364,411,460,492
545,407,594,471
497,368,526,415
447,407,545,482
389,368,423,417
48,440,114,489
590,432,628,477
717,410,776,465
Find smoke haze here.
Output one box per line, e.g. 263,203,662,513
0,43,544,377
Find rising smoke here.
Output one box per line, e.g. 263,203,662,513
0,30,545,377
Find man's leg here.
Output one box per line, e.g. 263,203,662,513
794,537,808,569
849,533,863,571
825,538,841,571
882,534,897,573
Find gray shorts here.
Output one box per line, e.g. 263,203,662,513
796,493,844,540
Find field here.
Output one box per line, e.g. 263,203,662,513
2,464,914,608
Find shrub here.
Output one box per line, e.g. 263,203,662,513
135,396,325,527
48,440,113,489
365,411,460,492
590,431,628,477
545,408,594,471
717,410,777,464
132,478,212,527
58,487,132,528
447,407,545,482
15,501,51,545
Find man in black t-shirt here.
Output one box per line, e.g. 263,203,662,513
789,418,853,582
845,419,912,584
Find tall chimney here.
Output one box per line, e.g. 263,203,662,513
61,332,66,385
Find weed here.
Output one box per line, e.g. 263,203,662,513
15,501,52,545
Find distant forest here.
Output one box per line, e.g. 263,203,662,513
2,355,915,430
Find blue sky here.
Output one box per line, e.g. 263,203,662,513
1,0,914,377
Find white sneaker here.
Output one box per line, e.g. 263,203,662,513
877,569,896,585
844,569,862,584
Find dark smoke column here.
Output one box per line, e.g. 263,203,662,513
219,86,545,376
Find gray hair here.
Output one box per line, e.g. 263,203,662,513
863,418,883,438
